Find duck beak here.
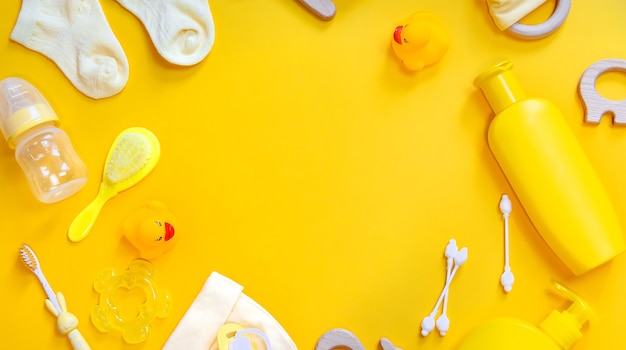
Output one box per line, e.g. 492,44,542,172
164,222,175,241
394,25,403,44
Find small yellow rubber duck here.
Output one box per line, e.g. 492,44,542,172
391,12,450,71
122,201,178,260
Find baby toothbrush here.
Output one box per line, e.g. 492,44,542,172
68,127,160,242
46,291,91,350
19,245,91,349
19,244,61,313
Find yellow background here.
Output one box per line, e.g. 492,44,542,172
2,0,626,349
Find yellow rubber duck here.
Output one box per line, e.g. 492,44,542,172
391,12,450,71
122,200,178,260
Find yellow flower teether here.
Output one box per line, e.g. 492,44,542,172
91,259,171,344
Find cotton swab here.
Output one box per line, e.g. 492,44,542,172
499,194,515,292
421,240,456,336
435,239,458,335
421,243,468,336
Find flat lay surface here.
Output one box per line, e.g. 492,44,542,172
3,0,626,349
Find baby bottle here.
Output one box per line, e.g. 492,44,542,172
0,77,87,203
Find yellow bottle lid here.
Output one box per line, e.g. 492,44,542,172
0,77,59,149
474,60,527,114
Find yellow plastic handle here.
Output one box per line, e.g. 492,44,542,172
68,329,91,350
68,184,117,242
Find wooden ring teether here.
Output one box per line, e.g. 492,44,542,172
579,59,626,124
315,329,401,350
508,0,571,39
315,329,365,350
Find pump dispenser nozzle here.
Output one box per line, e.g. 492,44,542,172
539,282,594,349
457,281,594,350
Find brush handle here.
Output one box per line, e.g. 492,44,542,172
36,270,62,313
68,183,117,242
68,329,91,350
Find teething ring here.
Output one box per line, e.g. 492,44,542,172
315,329,365,350
91,259,171,344
579,58,626,125
508,0,571,39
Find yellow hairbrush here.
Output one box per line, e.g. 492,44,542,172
68,127,160,243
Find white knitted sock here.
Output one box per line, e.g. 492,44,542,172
115,0,215,66
10,0,129,99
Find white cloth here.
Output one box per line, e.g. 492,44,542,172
10,0,129,99
115,0,215,66
162,272,298,350
486,0,548,30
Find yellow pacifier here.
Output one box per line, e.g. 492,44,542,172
218,323,272,350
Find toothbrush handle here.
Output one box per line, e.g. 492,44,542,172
68,329,91,350
38,272,62,313
68,184,116,243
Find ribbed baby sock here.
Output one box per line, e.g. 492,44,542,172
10,0,129,99
115,0,215,66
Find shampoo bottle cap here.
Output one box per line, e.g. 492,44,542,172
539,282,594,349
474,60,527,114
0,77,59,149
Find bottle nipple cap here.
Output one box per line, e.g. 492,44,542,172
474,60,527,114
539,281,594,349
218,323,272,350
0,77,59,149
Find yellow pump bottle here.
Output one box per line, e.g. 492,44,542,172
474,60,625,275
457,282,593,350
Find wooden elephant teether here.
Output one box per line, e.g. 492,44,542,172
579,58,626,125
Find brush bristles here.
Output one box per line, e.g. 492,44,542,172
106,133,153,184
19,245,38,271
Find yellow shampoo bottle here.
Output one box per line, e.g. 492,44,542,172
475,61,624,275
457,282,593,350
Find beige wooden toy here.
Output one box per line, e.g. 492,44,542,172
507,0,571,39
297,0,336,20
315,328,401,350
579,58,626,124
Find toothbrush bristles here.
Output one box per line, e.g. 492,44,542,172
18,244,62,313
19,245,38,271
